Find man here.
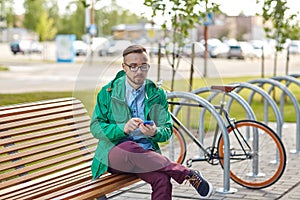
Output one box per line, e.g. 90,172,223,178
90,45,213,199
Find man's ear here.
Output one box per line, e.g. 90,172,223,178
122,63,126,71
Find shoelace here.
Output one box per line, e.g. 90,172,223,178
185,171,202,188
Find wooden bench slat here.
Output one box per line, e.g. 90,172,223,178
0,115,90,138
0,99,81,117
0,133,96,163
0,153,93,189
1,144,94,181
0,97,75,112
6,169,92,200
0,109,87,130
1,139,97,171
43,174,140,200
72,179,142,200
0,168,91,199
0,127,91,154
0,162,91,197
0,102,84,124
0,120,90,146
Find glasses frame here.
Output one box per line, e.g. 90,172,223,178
123,63,150,72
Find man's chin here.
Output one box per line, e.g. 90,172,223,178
134,78,145,85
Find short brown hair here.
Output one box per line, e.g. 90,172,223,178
122,45,147,57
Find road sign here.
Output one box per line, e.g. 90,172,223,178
56,34,76,63
200,13,214,26
88,24,97,36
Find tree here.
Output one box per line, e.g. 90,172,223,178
0,0,15,28
57,1,85,39
95,6,143,36
23,0,46,31
144,0,220,92
36,11,57,41
260,0,300,76
23,0,59,41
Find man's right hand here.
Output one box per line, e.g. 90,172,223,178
124,118,143,134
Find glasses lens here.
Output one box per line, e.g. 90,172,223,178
140,64,149,71
128,64,149,72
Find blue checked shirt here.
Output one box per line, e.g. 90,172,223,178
123,79,153,150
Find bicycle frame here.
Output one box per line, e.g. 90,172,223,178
169,91,255,166
167,87,286,189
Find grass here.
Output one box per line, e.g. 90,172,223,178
0,91,72,106
0,76,299,127
0,64,9,71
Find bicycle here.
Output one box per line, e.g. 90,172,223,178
159,84,286,189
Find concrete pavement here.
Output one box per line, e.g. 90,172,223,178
106,123,300,200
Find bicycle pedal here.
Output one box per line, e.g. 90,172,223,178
186,158,193,167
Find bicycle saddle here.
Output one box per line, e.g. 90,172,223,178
211,84,240,93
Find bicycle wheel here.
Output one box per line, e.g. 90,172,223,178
159,126,186,164
217,120,286,189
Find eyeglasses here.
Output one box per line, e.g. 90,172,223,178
123,63,150,72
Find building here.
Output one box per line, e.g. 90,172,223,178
111,22,164,43
197,15,266,41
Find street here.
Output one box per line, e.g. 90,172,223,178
0,42,300,93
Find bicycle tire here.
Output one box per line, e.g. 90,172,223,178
159,126,187,164
217,119,286,189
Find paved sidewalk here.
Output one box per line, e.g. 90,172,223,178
106,123,300,200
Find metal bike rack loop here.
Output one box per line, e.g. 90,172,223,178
190,87,257,152
167,91,237,193
233,82,284,166
191,86,262,178
249,78,300,154
271,76,300,118
289,73,300,79
233,82,283,139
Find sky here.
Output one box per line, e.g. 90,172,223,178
13,0,300,18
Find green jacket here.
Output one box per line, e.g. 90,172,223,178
90,70,173,179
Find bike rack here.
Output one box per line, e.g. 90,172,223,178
167,91,237,193
187,86,257,158
289,73,300,79
233,82,283,139
251,77,300,154
232,81,284,170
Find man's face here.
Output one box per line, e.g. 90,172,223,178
122,52,149,89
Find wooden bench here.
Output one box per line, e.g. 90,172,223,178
0,97,140,200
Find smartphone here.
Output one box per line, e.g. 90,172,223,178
143,120,154,126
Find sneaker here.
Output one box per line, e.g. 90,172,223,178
186,170,213,199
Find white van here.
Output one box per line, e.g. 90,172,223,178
90,37,110,56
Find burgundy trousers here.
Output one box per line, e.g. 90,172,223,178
108,141,190,200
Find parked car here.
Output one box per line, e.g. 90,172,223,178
10,40,43,55
225,42,256,59
146,46,166,57
107,40,132,56
250,40,274,58
183,42,205,57
89,37,110,56
73,40,88,56
239,41,256,59
209,43,229,58
227,44,244,59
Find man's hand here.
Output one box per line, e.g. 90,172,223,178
140,121,156,137
124,118,143,134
